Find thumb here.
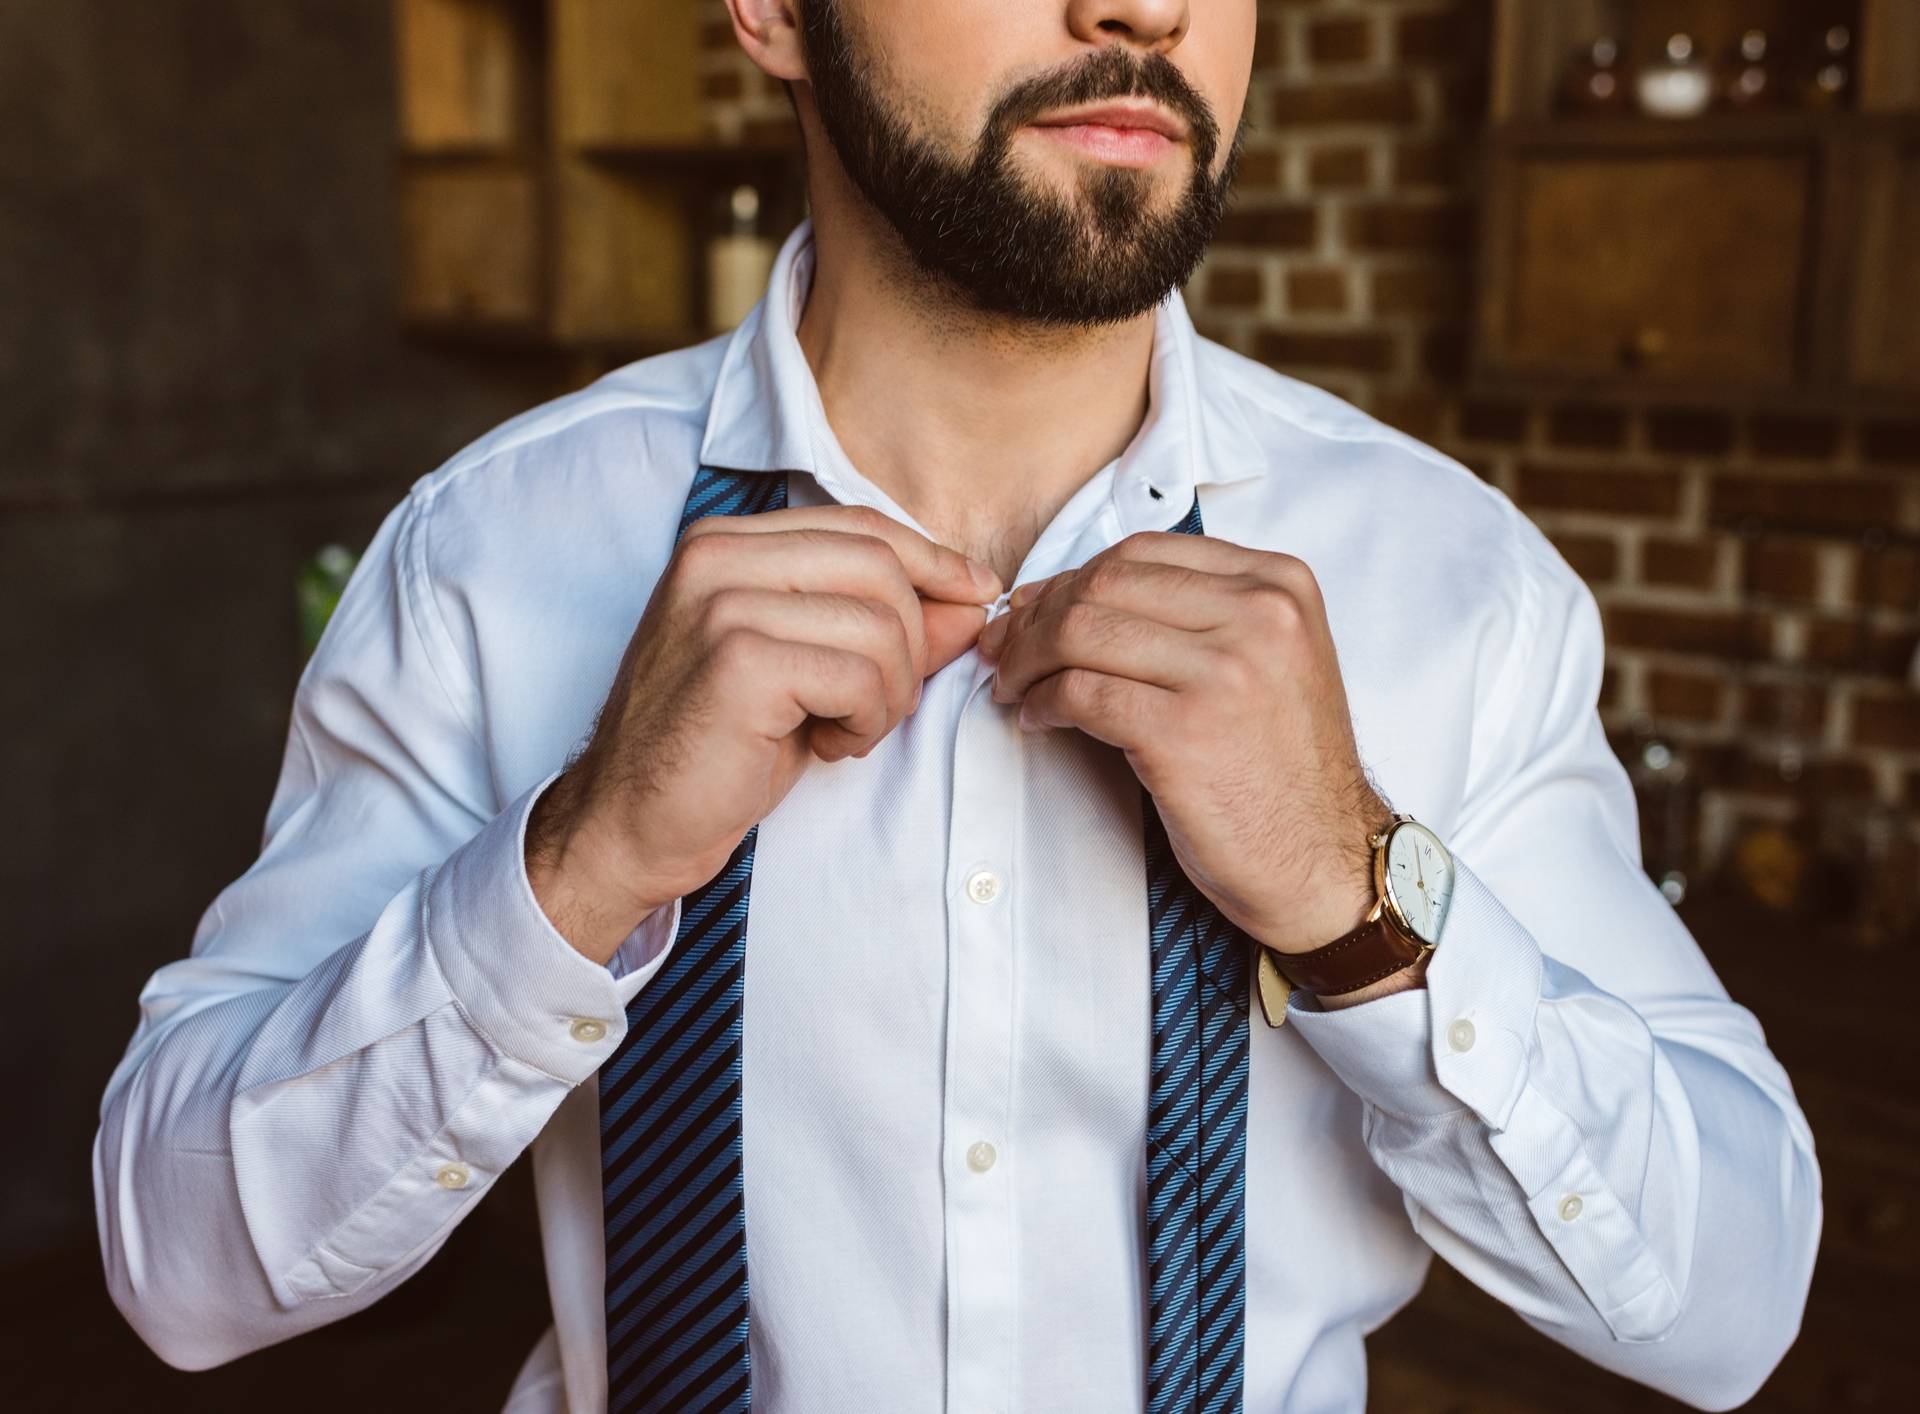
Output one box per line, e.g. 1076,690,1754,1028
921,599,990,675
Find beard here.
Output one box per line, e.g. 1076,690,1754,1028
797,0,1246,329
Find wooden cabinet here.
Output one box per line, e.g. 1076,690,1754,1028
1476,1,1919,409
392,0,805,358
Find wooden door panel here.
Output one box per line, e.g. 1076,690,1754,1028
1503,152,1812,386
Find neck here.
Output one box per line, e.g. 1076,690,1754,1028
794,194,1158,590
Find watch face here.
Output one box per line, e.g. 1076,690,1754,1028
1384,820,1454,944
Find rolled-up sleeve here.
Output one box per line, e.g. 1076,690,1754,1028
92,485,678,1369
1288,508,1821,1411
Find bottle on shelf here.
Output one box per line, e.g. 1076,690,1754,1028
705,184,778,335
1636,33,1713,119
1717,29,1782,111
1556,36,1630,117
1802,25,1854,110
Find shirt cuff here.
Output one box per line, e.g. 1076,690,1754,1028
1285,856,1544,1127
425,771,664,1085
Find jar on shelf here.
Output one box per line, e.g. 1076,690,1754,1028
1556,36,1630,117
1636,33,1713,119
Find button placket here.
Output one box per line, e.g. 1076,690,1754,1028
940,672,1020,1414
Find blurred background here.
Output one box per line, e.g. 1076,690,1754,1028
5,1,1917,1409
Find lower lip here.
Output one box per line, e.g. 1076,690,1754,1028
1028,123,1177,168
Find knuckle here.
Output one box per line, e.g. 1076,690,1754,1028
710,625,764,676
1249,583,1303,632
1056,599,1109,648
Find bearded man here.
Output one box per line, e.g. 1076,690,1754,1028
96,3,1818,1411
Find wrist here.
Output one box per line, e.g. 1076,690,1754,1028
526,772,668,966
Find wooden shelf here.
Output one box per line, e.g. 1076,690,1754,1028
391,0,806,359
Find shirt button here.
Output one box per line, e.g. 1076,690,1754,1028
965,1140,998,1173
964,869,1003,905
569,1017,608,1044
1446,1018,1476,1054
435,1162,471,1191
1557,1193,1584,1223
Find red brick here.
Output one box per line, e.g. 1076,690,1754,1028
1253,19,1287,71
1392,139,1462,189
1852,691,1920,751
1646,408,1736,457
1270,80,1419,127
1863,419,1920,466
1233,148,1283,190
1857,546,1920,610
1396,10,1469,63
1743,541,1822,603
1548,403,1629,450
1456,399,1529,444
1421,327,1470,381
1649,669,1724,722
1517,464,1683,518
1213,204,1318,249
1605,606,1769,660
1710,476,1900,534
1205,265,1264,309
1255,330,1397,373
1749,414,1839,461
1807,621,1920,677
1286,267,1349,314
1344,202,1472,253
1551,531,1621,583
1308,17,1375,66
1307,144,1372,190
1372,392,1445,442
1371,265,1460,317
1745,679,1828,736
1642,536,1723,589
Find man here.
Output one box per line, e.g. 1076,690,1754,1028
95,1,1819,1410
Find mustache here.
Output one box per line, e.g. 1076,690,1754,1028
981,46,1222,168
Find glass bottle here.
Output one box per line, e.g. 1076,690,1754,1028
1557,36,1629,117
1803,25,1854,110
1718,29,1781,111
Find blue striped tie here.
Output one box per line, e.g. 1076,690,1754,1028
600,467,1249,1413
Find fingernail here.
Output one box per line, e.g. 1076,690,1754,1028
911,680,924,713
978,615,1007,657
967,557,1001,599
1009,580,1037,608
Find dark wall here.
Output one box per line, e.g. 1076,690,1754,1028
1,0,557,1272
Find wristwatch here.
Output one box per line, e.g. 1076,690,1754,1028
1254,814,1455,1025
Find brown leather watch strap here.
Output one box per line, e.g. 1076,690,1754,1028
1263,902,1429,997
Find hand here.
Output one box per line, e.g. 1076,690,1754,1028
529,504,1001,964
976,530,1393,959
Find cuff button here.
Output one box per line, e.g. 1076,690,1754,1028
569,1017,608,1044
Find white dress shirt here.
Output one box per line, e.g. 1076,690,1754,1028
94,219,1820,1413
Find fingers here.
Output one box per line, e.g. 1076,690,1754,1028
702,588,918,738
987,599,1216,704
922,599,992,675
677,526,934,677
711,628,895,762
683,503,1002,606
1019,667,1177,752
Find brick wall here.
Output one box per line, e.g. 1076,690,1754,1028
698,0,1920,882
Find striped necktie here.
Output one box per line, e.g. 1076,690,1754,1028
599,466,1250,1413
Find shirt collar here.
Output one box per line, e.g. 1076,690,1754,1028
698,219,1268,500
